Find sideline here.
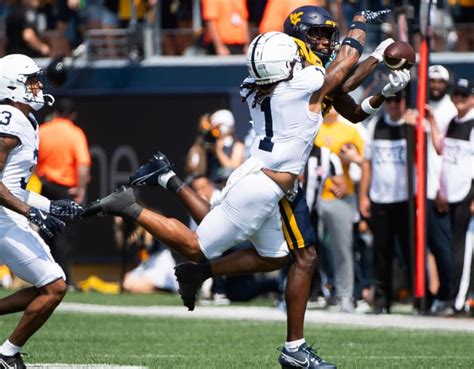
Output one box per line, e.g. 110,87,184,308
57,303,474,332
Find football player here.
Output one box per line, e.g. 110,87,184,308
82,8,382,368
0,54,83,368
125,7,410,369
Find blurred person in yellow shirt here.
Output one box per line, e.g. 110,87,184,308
314,107,364,312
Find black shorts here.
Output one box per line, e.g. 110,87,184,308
278,186,316,250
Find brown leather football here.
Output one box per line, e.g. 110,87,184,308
383,41,416,70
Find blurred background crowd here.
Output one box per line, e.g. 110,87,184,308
0,0,474,61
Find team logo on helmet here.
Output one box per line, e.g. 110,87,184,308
290,12,304,26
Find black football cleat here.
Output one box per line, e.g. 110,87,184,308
278,343,336,369
129,151,172,187
0,353,26,369
174,263,206,311
81,186,141,220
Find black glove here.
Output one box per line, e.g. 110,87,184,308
27,208,65,238
357,9,392,23
50,199,84,219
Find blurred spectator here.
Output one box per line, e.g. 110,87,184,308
258,0,321,33
450,0,474,51
201,0,250,55
117,0,151,27
428,1,457,51
55,0,83,51
83,0,119,30
186,109,244,186
6,0,51,57
246,0,267,28
359,92,414,314
427,78,474,314
303,143,345,306
426,65,457,313
314,107,364,313
37,98,91,288
160,0,193,55
122,224,179,294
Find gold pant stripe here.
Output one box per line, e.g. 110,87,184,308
280,198,305,249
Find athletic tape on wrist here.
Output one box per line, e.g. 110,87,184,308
361,97,382,115
25,191,51,213
341,37,364,55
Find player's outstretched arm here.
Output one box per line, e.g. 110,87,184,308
310,13,367,108
334,68,411,123
340,38,394,93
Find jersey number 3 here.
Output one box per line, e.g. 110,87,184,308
258,97,274,152
0,111,12,126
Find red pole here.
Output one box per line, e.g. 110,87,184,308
415,38,428,298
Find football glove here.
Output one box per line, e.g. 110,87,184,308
27,208,65,238
382,69,411,97
370,38,395,62
50,199,84,219
357,9,392,24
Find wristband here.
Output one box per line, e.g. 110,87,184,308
341,37,364,55
25,191,51,213
361,97,382,115
349,21,367,33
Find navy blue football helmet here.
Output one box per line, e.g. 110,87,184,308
284,6,339,62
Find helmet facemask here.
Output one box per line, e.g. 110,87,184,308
21,71,55,111
304,25,340,62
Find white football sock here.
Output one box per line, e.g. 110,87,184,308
285,338,306,353
0,339,21,356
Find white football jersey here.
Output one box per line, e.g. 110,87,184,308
0,105,39,227
440,108,474,203
426,95,457,199
240,66,325,174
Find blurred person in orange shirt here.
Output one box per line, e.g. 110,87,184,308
201,0,250,55
37,98,91,287
259,0,323,33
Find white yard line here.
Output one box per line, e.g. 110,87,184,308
57,303,474,332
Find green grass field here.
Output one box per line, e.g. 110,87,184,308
0,291,472,368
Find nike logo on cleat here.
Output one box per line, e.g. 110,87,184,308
281,353,310,367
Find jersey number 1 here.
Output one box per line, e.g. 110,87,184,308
258,97,274,152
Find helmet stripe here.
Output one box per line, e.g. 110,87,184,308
250,33,266,79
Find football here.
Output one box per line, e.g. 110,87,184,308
383,41,416,70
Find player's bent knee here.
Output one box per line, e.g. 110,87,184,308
293,246,317,271
41,278,67,304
